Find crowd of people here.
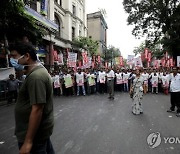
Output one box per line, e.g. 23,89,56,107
50,67,179,96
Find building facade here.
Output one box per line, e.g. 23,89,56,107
23,0,87,67
87,11,108,55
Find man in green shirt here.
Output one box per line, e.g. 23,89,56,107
10,42,55,154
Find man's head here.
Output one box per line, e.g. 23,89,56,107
9,42,37,70
9,74,14,80
172,67,178,76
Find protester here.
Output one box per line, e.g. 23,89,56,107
6,74,20,104
86,69,96,95
142,69,149,94
130,69,144,115
151,70,159,94
98,68,106,94
106,67,115,99
63,70,73,96
167,67,180,117
10,42,55,154
75,68,86,96
123,69,129,92
161,71,169,95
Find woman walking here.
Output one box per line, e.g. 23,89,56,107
130,69,144,115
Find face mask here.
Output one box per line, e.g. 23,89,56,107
10,55,24,71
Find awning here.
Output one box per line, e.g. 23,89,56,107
24,5,58,31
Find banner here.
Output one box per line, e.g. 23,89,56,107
83,57,92,68
177,56,180,67
127,55,135,65
64,76,73,88
153,60,160,68
58,53,64,65
67,52,77,67
41,0,48,16
134,57,143,67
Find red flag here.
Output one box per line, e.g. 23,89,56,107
147,61,150,68
93,55,96,63
97,55,101,63
148,52,151,62
144,48,148,59
169,58,173,67
161,58,165,67
105,62,108,68
141,53,145,61
166,59,170,67
82,52,88,64
92,61,95,68
119,56,124,66
165,51,168,60
78,61,82,67
53,50,58,61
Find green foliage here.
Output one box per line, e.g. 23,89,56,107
123,0,180,57
104,45,121,62
0,0,46,44
72,36,99,56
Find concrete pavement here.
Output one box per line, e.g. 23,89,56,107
0,92,180,154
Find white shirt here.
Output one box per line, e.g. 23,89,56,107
107,70,115,81
142,73,149,81
76,72,85,84
170,74,180,92
161,74,169,86
123,73,129,83
151,74,159,84
99,71,106,83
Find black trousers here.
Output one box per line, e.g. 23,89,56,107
7,90,17,104
170,92,180,113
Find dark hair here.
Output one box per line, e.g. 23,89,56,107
9,42,37,61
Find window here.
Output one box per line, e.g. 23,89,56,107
30,0,37,11
79,30,81,36
72,27,75,39
55,15,61,37
72,5,76,15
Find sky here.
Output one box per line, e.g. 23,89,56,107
86,0,145,59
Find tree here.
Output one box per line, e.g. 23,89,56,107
72,36,99,56
123,0,180,59
104,45,121,62
0,0,46,46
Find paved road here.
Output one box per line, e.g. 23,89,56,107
0,92,180,154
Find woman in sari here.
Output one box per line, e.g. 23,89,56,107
130,69,144,115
